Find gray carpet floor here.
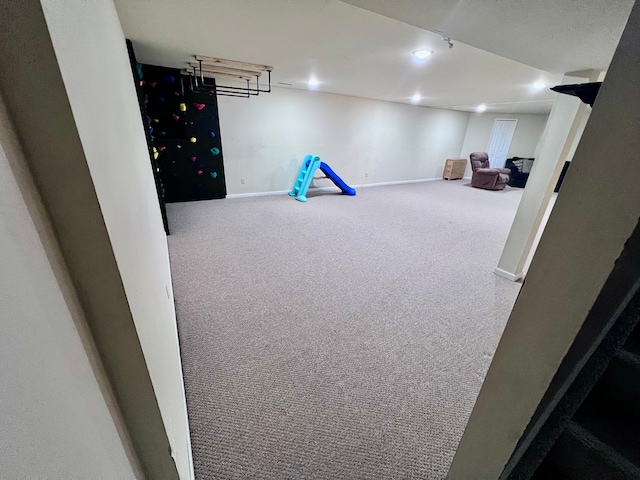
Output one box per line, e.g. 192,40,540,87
167,180,523,479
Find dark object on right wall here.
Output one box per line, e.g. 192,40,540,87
505,157,535,188
470,152,511,191
551,82,602,107
543,82,602,196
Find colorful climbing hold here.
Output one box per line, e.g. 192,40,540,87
189,121,194,125
197,170,203,175
210,147,220,156
172,114,180,121
209,131,216,138
190,156,197,162
190,137,197,143
153,147,159,160
163,75,175,83
159,131,166,136
193,103,205,111
210,172,218,179
153,118,159,123
158,146,167,152
174,91,180,96
177,145,182,149
179,103,187,111
150,81,157,87
149,127,154,134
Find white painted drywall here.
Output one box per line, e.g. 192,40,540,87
459,112,548,175
40,1,193,478
447,0,640,476
217,87,470,194
0,91,138,479
495,74,591,281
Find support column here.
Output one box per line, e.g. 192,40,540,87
446,0,640,475
495,71,600,282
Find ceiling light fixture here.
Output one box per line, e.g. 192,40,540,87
411,93,421,103
413,49,433,60
308,77,319,88
476,104,487,112
532,81,546,90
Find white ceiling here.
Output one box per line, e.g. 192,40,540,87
342,0,635,73
114,0,628,114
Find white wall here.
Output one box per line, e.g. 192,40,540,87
0,92,139,479
496,73,595,281
447,1,640,476
459,112,548,175
40,1,192,478
218,87,470,195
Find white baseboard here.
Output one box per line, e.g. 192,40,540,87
226,190,290,199
352,177,440,189
494,267,523,282
226,177,442,198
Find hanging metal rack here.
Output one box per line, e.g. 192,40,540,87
186,55,273,98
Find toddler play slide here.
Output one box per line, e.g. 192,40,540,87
289,155,356,202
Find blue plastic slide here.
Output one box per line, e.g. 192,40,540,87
289,155,356,202
319,162,356,196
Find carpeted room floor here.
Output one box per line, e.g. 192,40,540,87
167,180,523,480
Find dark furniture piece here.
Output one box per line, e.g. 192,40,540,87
470,152,510,191
505,157,535,188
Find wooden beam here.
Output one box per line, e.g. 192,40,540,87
181,69,253,81
188,62,262,77
194,55,273,72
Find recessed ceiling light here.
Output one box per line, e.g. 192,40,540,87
476,104,487,112
308,77,319,88
413,49,433,60
532,81,546,90
411,93,421,103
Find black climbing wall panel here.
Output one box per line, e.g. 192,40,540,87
140,64,226,202
126,41,169,234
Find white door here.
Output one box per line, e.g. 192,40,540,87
487,119,518,168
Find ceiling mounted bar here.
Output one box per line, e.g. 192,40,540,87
191,61,268,95
194,55,273,72
181,69,253,82
188,75,250,98
187,55,274,99
187,66,253,98
197,71,271,94
188,62,263,77
189,65,254,94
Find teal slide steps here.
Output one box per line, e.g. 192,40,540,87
289,155,356,202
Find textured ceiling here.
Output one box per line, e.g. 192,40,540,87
341,0,634,73
113,0,630,114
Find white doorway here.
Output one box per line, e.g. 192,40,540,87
487,119,518,168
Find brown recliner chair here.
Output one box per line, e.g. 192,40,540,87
470,152,511,191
